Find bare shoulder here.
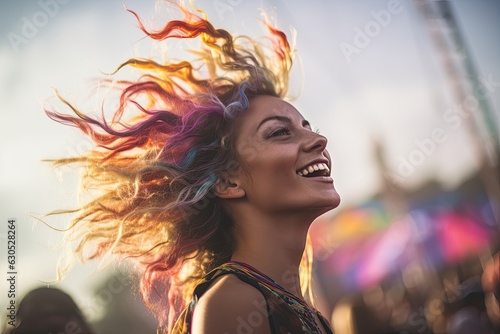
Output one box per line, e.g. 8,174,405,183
191,274,272,334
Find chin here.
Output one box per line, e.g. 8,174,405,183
305,194,341,219
318,192,341,213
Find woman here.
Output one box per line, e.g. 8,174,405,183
45,2,340,333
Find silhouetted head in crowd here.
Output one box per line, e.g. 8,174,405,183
482,251,500,330
7,287,94,334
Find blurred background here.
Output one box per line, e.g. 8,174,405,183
0,0,498,333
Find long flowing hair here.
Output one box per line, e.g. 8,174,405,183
45,1,312,332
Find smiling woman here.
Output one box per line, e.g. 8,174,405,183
43,1,340,333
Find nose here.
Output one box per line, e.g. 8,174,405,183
302,131,328,153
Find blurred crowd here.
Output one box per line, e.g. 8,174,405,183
330,252,499,334
2,251,498,334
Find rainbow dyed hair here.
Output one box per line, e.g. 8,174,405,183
45,2,303,332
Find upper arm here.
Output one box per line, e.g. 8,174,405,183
191,275,272,334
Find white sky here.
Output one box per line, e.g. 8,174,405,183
0,0,499,327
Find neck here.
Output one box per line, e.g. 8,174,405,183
229,209,316,300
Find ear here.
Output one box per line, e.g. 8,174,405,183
214,176,246,199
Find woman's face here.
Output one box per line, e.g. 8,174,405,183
230,95,340,217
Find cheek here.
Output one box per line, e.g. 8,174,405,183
246,152,296,186
235,140,299,190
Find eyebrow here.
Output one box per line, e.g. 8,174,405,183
256,115,311,130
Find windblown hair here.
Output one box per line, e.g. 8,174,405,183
45,2,308,332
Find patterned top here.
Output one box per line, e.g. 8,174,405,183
171,261,334,334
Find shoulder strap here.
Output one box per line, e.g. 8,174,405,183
317,312,334,334
192,266,265,300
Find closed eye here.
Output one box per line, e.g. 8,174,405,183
268,127,291,138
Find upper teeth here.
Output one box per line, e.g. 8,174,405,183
297,163,330,176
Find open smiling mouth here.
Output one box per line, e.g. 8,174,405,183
296,163,330,177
